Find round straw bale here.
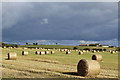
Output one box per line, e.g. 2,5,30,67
97,51,100,52
66,51,70,54
9,47,12,49
35,51,40,54
3,46,6,48
78,51,83,55
82,50,86,52
92,54,102,61
86,50,89,52
22,51,28,56
111,51,115,54
77,59,100,76
51,51,55,54
92,50,96,53
64,49,68,51
75,50,78,51
45,51,49,54
58,49,61,51
109,50,112,52
60,49,64,52
67,50,69,51
40,51,45,55
23,47,27,49
8,52,17,60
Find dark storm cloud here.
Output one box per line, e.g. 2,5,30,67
2,2,118,41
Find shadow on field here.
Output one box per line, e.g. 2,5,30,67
62,72,79,76
5,58,9,60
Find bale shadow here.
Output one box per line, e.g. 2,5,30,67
5,58,9,60
62,72,79,76
5,58,13,60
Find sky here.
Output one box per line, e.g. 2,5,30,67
2,2,118,41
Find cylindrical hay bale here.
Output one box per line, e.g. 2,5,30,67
60,49,64,52
86,50,89,52
78,51,83,55
66,51,70,54
82,50,86,52
39,48,42,49
97,51,100,52
8,53,17,60
64,49,68,51
45,51,49,54
92,50,96,53
92,54,102,61
23,48,27,49
58,49,61,51
22,51,28,56
9,47,12,49
77,59,100,76
109,50,112,52
111,51,115,54
35,51,40,54
75,50,78,51
40,51,45,55
3,46,6,48
51,51,55,54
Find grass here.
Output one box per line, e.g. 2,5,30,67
19,45,118,50
1,46,118,78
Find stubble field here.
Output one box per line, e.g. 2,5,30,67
1,47,118,78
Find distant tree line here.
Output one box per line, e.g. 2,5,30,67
33,43,38,45
26,42,38,45
1,42,18,48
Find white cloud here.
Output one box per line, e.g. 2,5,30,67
80,40,98,44
41,18,48,24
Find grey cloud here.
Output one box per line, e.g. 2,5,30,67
0,3,2,41
2,2,118,41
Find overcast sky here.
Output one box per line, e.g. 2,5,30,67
2,2,118,41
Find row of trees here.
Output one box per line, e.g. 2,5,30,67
26,43,38,45
1,42,18,48
26,43,58,45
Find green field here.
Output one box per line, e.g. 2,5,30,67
19,44,118,50
1,46,118,78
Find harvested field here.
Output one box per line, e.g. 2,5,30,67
1,47,118,78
